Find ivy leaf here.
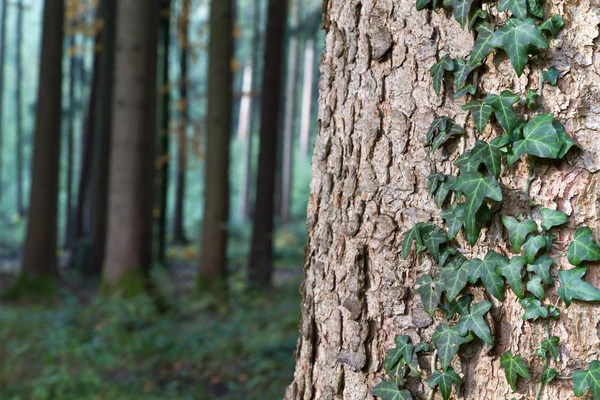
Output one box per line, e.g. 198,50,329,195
462,100,494,134
522,235,554,264
415,274,445,316
428,173,445,196
465,251,508,301
444,0,476,29
430,55,455,95
542,368,557,384
502,216,538,252
416,0,433,10
371,382,414,400
508,113,564,164
527,0,544,18
384,335,414,372
547,304,561,320
453,83,476,99
538,14,564,39
435,176,457,207
554,122,577,158
426,117,453,144
497,256,526,299
469,140,503,179
439,246,458,266
500,351,531,391
485,90,520,134
490,18,549,76
453,58,481,89
541,336,560,361
526,254,553,285
557,266,600,307
542,66,559,85
401,223,430,259
441,204,465,240
441,264,469,301
511,118,527,143
451,172,502,246
540,208,568,231
525,89,539,109
520,297,548,320
526,275,545,299
442,294,472,318
572,360,600,399
433,123,464,151
432,324,473,370
456,300,494,345
498,0,527,20
454,151,480,174
567,227,600,266
446,253,467,270
468,9,487,31
422,228,449,262
469,22,495,66
428,367,462,400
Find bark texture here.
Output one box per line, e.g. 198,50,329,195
287,1,600,399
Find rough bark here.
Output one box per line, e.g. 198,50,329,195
287,1,600,399
103,0,158,293
198,0,234,284
20,0,64,278
15,0,24,216
248,0,288,287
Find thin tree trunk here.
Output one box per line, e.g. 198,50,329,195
84,0,115,277
280,1,300,226
15,0,24,216
248,0,288,288
198,0,234,287
65,25,77,248
0,0,7,203
237,63,252,142
19,0,64,281
172,0,190,245
103,0,158,293
298,37,314,159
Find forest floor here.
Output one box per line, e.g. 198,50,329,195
0,223,306,400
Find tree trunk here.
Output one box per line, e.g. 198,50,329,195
248,0,288,288
280,0,300,226
84,0,115,277
0,0,7,203
298,37,314,159
286,1,600,399
65,25,77,248
198,0,234,287
18,0,64,282
103,0,158,294
236,62,252,221
172,0,190,245
15,0,24,216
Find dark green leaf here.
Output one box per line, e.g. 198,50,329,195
453,58,481,89
384,335,414,372
371,382,414,400
485,90,520,134
432,324,473,370
454,151,480,174
498,0,526,20
453,83,476,99
416,0,432,10
389,360,405,387
422,228,449,262
441,204,465,240
542,66,559,85
490,18,549,76
522,235,554,264
427,117,453,144
572,360,600,399
538,14,564,38
468,9,487,31
557,266,600,307
442,294,472,318
469,140,503,179
520,297,548,320
456,300,493,345
402,223,430,259
511,118,527,142
554,122,577,158
527,0,544,18
540,208,568,231
433,124,464,151
541,336,559,361
439,246,458,266
497,256,526,299
434,176,457,207
526,275,545,299
502,216,538,252
415,274,445,316
526,254,553,285
446,253,468,271
430,56,454,95
428,173,445,196
525,89,539,109
469,22,495,66
500,351,530,391
567,226,600,266
445,0,477,28
547,304,560,320
541,368,557,384
465,251,508,301
462,100,494,134
428,367,462,400
508,113,564,164
441,264,469,301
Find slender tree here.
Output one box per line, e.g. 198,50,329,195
198,0,234,289
172,0,190,244
248,0,288,288
102,0,158,294
65,5,78,247
11,0,64,295
298,37,314,159
15,0,24,216
0,0,7,203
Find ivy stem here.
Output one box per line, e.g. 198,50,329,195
428,349,438,400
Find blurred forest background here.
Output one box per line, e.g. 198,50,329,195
0,0,323,399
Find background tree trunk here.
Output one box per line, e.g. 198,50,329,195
298,37,314,160
0,0,7,203
287,1,600,399
65,23,78,248
198,0,234,286
103,0,158,293
15,0,24,216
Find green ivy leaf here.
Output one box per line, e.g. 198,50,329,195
428,173,445,196
456,300,494,345
502,217,538,252
470,140,504,179
384,335,414,372
520,297,548,320
462,100,494,134
538,14,564,39
557,266,600,307
541,368,557,384
567,226,600,266
439,246,458,266
542,66,559,85
490,18,549,76
572,360,600,399
430,55,455,95
433,123,464,151
547,304,560,320
440,204,465,240
442,294,472,318
441,264,469,301
444,0,476,28
540,208,568,231
469,22,495,66
454,151,480,174
511,118,527,143
415,274,445,316
498,0,527,20
435,176,457,208
416,0,434,10
453,83,476,99
508,114,565,164
389,360,406,387
453,58,481,89
371,381,414,400
468,9,488,31
522,235,554,264
526,254,553,285
422,228,449,262
525,89,539,109
527,0,544,18
451,172,503,246
465,251,508,301
426,117,453,144
541,336,559,361
500,351,531,391
428,367,462,400
401,222,431,259
554,122,577,158
485,90,520,134
432,324,473,370
497,256,526,299
526,275,545,299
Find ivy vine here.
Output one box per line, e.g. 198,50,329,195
372,1,600,399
